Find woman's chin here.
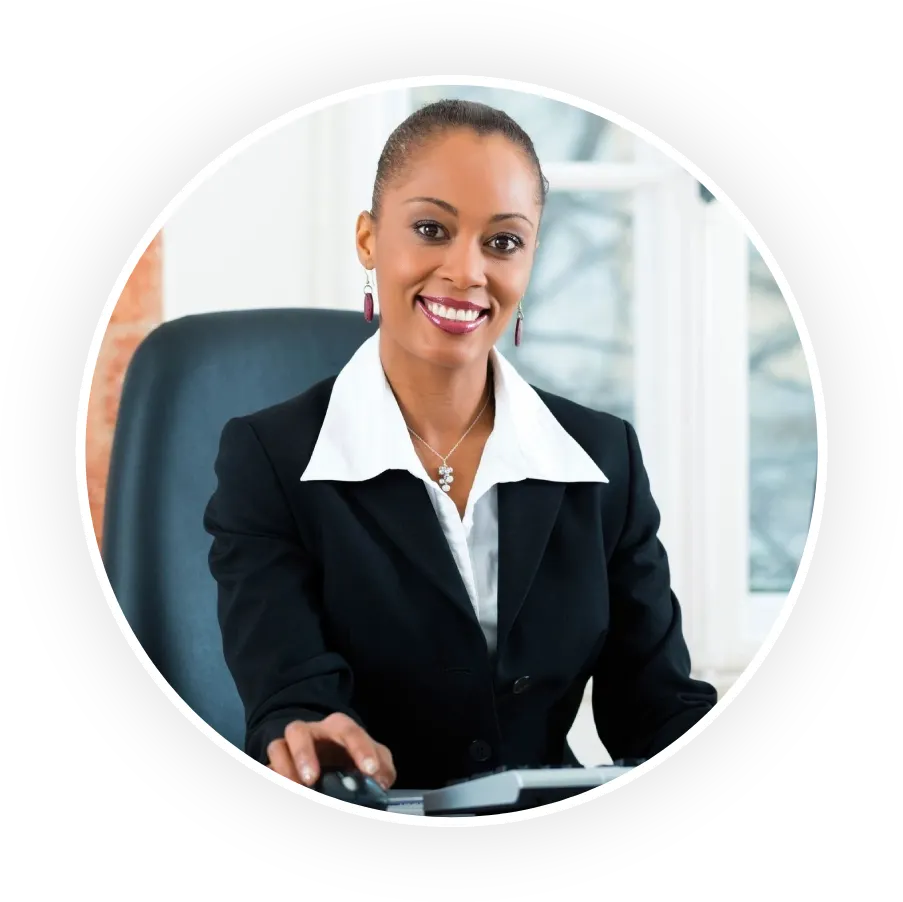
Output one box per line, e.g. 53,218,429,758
415,344,482,371
381,317,495,369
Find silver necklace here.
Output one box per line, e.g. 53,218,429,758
406,393,491,492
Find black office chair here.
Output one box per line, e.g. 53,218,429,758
102,308,378,750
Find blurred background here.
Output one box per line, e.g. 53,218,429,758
87,84,817,763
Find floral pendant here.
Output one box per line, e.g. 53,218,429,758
438,464,454,493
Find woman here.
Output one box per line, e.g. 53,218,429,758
203,99,717,792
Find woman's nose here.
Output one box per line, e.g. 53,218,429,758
438,237,488,290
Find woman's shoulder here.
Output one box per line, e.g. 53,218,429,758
527,386,640,493
530,385,631,448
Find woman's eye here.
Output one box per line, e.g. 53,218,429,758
414,222,446,240
488,234,523,254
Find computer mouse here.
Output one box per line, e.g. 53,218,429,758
313,769,390,810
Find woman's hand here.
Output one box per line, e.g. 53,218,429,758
266,713,397,789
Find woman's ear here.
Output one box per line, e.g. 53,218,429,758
355,210,376,267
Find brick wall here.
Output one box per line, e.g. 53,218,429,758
86,232,163,548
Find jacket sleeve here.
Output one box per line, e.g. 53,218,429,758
592,418,717,761
203,416,363,764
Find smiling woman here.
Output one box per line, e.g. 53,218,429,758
202,98,717,795
359,123,542,370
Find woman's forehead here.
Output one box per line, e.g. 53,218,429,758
389,131,539,218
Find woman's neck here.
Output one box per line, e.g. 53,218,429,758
379,334,494,450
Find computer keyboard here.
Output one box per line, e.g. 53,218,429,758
421,764,636,816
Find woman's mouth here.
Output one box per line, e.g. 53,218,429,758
416,295,490,335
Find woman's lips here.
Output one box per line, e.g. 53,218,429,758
416,296,489,335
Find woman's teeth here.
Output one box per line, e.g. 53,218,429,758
424,300,482,322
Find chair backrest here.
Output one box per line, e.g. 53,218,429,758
102,308,378,749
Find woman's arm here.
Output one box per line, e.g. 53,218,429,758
592,419,717,761
203,415,366,765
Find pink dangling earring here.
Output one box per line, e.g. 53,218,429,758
514,299,524,347
363,271,374,322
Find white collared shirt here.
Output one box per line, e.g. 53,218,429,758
300,331,608,654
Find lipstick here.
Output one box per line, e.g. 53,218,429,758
416,295,489,336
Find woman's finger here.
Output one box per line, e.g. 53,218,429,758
373,742,397,789
283,721,321,785
312,714,385,781
267,738,301,783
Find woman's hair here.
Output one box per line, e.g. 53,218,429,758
371,98,550,218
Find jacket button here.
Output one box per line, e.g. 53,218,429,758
512,676,532,695
469,740,492,762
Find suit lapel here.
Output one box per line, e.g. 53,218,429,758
344,470,478,627
344,473,567,651
496,480,565,655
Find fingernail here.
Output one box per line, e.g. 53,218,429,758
300,766,315,784
362,758,378,775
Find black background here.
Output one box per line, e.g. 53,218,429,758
74,76,828,836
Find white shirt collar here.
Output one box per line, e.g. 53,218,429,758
299,331,608,486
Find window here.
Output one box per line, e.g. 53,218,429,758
748,239,817,593
505,189,634,421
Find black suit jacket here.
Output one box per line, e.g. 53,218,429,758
203,376,717,789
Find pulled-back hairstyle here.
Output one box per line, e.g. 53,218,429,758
371,99,550,218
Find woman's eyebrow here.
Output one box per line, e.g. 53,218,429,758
405,196,534,228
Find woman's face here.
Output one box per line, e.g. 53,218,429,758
357,129,541,371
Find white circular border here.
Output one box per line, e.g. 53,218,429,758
74,73,827,828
